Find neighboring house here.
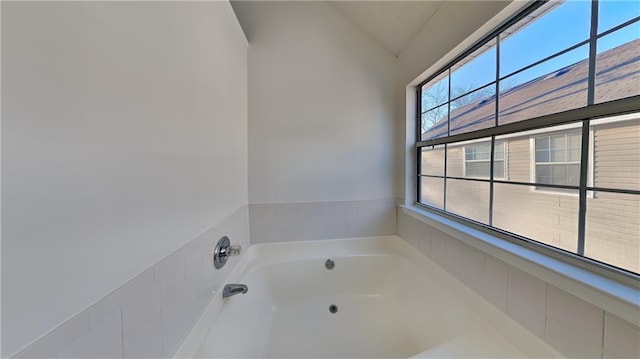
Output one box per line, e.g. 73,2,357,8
421,39,640,273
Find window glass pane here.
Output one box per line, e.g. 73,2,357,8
536,137,549,151
536,150,550,163
567,164,581,184
419,176,444,209
536,164,580,187
568,133,581,148
466,142,492,161
494,161,505,178
465,146,475,161
420,145,445,176
466,161,490,178
568,148,581,162
498,45,589,126
450,84,496,135
568,133,581,161
446,178,490,224
550,133,566,148
495,140,505,160
422,71,449,111
494,183,579,253
421,103,448,140
450,38,497,96
536,164,551,183
586,192,640,274
500,1,591,77
590,114,640,191
594,22,640,104
598,0,640,34
550,148,567,162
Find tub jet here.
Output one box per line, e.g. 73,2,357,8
329,304,338,314
325,259,335,270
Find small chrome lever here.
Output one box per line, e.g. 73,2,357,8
221,245,242,257
213,236,242,269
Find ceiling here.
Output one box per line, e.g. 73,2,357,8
328,1,444,56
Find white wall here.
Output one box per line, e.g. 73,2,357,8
1,1,247,355
232,1,397,204
396,0,514,202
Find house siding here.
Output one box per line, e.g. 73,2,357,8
593,119,640,191
504,137,530,183
585,191,640,274
587,118,640,273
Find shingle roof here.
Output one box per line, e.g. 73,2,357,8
423,38,640,140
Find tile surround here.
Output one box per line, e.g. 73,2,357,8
58,315,123,359
507,268,547,337
397,208,640,359
14,206,250,359
14,199,392,357
460,244,485,294
15,312,90,358
482,256,510,312
603,313,640,359
546,285,604,346
249,198,397,244
545,318,603,359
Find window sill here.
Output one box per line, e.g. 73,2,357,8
399,204,640,326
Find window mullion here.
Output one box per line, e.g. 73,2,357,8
489,136,496,226
490,33,500,227
416,87,421,203
443,143,448,210
578,0,600,256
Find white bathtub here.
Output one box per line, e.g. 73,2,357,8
176,236,561,358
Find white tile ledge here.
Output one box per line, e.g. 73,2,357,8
400,204,640,327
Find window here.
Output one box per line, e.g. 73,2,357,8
534,130,581,191
464,140,505,179
416,0,640,275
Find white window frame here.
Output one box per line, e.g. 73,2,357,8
530,129,582,194
521,124,593,196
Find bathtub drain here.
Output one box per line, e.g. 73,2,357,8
329,304,338,314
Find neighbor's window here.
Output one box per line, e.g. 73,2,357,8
534,130,581,190
464,140,505,179
417,0,640,274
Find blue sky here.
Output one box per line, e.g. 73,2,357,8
423,0,639,110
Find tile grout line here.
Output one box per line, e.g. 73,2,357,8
600,311,605,359
544,283,549,341
120,307,124,359
505,266,511,315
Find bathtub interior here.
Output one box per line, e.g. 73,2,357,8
185,236,557,358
